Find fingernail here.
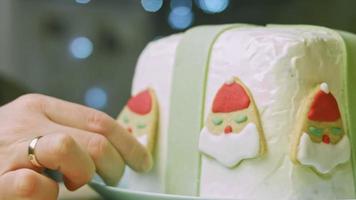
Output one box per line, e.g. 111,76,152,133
141,152,153,172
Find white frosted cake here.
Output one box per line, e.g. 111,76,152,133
116,24,356,199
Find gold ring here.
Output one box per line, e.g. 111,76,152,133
28,136,43,168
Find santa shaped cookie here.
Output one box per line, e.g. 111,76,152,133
117,88,159,154
291,83,350,174
199,77,267,168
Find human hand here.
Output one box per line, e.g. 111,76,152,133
0,94,152,200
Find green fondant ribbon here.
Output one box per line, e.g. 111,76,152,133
337,30,356,194
166,24,252,196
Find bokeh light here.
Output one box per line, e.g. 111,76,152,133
69,36,93,59
141,0,163,12
75,0,91,4
84,87,108,109
168,6,194,30
196,0,230,14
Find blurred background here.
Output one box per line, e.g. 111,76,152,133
0,0,355,117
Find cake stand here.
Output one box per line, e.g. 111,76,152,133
89,180,231,200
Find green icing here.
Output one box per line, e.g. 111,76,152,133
212,117,223,125
123,116,129,123
137,124,146,129
308,126,324,137
330,127,342,135
234,115,248,124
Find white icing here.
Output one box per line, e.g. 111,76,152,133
297,133,350,174
124,34,183,193
199,27,354,199
225,77,235,85
199,123,260,167
320,82,330,93
137,134,148,146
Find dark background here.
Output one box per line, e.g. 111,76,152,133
0,0,355,117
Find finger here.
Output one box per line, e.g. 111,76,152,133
50,123,125,186
34,133,95,191
39,95,152,172
0,169,58,200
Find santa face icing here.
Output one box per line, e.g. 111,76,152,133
199,77,266,168
119,108,151,144
293,83,350,174
118,89,159,154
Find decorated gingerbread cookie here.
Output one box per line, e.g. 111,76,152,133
117,88,159,154
291,83,350,174
199,77,267,168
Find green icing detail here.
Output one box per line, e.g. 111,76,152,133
330,127,342,135
123,116,129,123
212,117,223,125
308,126,324,137
234,115,248,124
137,124,146,129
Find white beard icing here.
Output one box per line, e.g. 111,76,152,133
199,123,260,167
137,134,148,146
297,133,351,174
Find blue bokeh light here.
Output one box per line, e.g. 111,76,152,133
84,87,108,109
168,6,194,30
196,0,230,14
141,0,163,12
75,0,91,4
69,37,93,59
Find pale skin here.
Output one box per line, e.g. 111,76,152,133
0,94,152,200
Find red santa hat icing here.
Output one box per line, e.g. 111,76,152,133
212,79,251,113
127,89,152,115
307,83,341,122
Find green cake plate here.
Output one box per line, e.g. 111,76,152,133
89,180,231,200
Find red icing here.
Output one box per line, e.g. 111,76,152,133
127,90,152,115
224,125,233,134
127,127,133,133
308,90,341,122
322,135,330,144
212,82,250,113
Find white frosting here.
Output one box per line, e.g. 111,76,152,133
199,27,354,199
320,82,330,93
225,77,235,85
137,134,148,146
199,123,260,167
297,133,350,174
124,34,183,192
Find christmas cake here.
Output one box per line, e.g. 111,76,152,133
116,24,356,199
